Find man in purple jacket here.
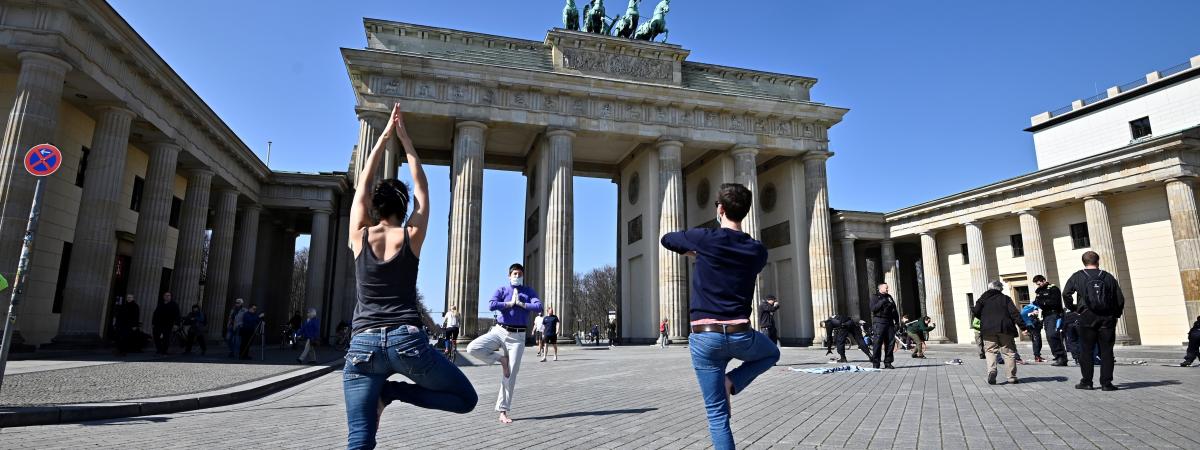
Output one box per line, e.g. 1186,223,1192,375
467,263,543,424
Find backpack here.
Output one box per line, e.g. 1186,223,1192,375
1082,270,1116,315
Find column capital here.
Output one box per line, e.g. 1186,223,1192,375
838,236,856,243
18,51,72,74
145,139,182,153
961,219,982,227
456,120,489,131
240,203,263,213
215,187,240,197
1076,192,1108,202
730,145,760,157
1014,208,1040,217
93,103,136,118
880,238,894,246
311,207,334,215
656,137,684,148
356,109,388,120
1163,176,1196,186
801,151,832,162
183,166,214,178
919,230,939,238
545,128,575,139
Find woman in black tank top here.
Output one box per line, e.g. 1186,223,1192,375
342,104,477,450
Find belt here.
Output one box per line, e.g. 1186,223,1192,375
499,324,527,333
690,323,752,334
360,325,419,334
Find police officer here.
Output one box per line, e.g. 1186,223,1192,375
869,283,899,369
824,314,872,362
1033,275,1069,366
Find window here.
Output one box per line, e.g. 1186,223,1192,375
75,146,90,187
1070,222,1090,249
52,242,73,314
1010,234,1024,257
130,176,145,212
1129,117,1152,140
1015,286,1031,306
169,197,183,228
961,243,969,264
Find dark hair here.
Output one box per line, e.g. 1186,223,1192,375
372,179,411,222
1082,251,1100,266
1032,275,1046,283
508,263,525,275
717,183,752,221
192,305,200,309
766,295,777,300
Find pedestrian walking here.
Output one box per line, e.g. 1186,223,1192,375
1182,316,1200,367
238,304,262,359
973,280,1029,385
1020,302,1044,362
540,307,560,362
297,307,320,364
226,298,245,358
533,312,544,356
661,182,776,450
114,294,141,355
1033,275,1069,366
869,283,899,370
906,316,935,358
343,103,476,449
659,318,670,348
1063,251,1126,391
467,263,543,424
608,319,618,346
152,292,180,355
442,306,461,358
182,304,207,355
590,324,600,346
758,295,781,346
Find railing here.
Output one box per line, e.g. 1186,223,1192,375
1038,57,1197,120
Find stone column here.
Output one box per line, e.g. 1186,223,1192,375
1165,178,1200,321
805,152,838,331
445,121,486,340
544,130,575,337
205,189,238,332
306,209,332,314
731,146,762,324
1018,209,1049,286
920,231,948,342
0,52,72,288
839,238,859,318
384,140,398,180
169,168,213,309
55,105,135,340
127,141,182,326
964,221,990,298
881,239,898,304
230,205,262,301
658,139,688,340
354,111,385,183
1083,195,1133,343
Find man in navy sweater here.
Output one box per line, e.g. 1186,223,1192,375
661,182,775,450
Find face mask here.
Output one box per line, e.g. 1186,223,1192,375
510,276,524,286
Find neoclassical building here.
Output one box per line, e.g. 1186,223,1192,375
342,19,848,345
0,0,349,348
834,55,1200,346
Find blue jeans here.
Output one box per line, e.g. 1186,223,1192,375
343,325,477,449
227,329,240,356
688,330,780,450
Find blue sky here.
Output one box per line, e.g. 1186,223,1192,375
109,1,1200,316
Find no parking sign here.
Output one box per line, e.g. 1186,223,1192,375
24,143,62,177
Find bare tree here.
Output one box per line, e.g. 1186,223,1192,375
290,247,309,315
572,265,618,336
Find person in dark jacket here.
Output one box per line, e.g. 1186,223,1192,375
182,304,207,355
297,307,320,363
758,295,781,346
114,294,141,355
1182,316,1200,367
1033,275,1068,365
1062,251,1125,391
151,292,180,355
972,280,1029,385
905,316,936,358
824,314,871,362
869,283,899,369
238,304,263,360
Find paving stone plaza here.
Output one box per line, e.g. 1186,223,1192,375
4,345,1199,449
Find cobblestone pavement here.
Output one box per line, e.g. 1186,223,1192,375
0,347,340,406
2,344,1198,449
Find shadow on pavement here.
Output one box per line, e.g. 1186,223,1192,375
516,408,657,421
81,416,172,426
1117,380,1181,390
1017,376,1070,383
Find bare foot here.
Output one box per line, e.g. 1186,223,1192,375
499,355,511,378
499,411,513,424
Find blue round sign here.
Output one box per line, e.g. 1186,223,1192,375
24,143,62,177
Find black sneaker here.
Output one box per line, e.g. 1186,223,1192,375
987,374,997,385
1008,378,1020,384
1101,384,1119,391
884,363,895,370
1182,362,1193,367
1051,359,1068,367
838,357,848,363
1075,382,1094,390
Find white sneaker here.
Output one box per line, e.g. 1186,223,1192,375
554,356,558,361
539,356,546,362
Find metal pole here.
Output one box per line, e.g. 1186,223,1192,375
0,178,48,392
266,141,272,168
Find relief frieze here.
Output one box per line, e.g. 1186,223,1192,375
560,47,672,82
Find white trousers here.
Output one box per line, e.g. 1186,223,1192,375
467,325,525,412
298,339,317,362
